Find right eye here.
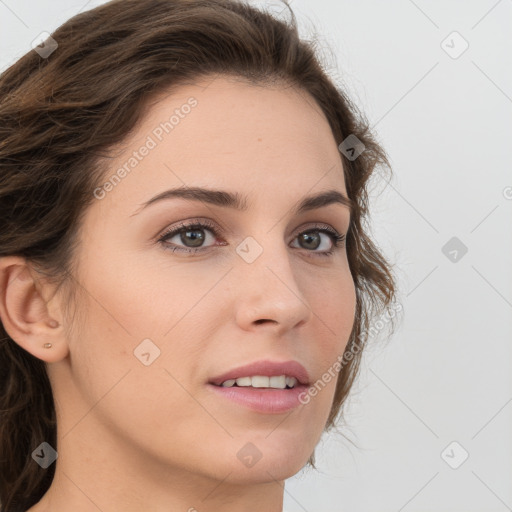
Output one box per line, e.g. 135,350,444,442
157,219,222,254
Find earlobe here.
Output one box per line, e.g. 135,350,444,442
0,256,69,363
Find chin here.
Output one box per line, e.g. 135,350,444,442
220,442,311,483
220,461,307,485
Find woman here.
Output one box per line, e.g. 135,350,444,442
0,0,397,510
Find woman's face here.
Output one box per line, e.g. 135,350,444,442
50,76,356,486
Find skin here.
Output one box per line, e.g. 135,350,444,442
0,75,356,511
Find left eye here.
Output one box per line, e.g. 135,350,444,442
158,220,345,257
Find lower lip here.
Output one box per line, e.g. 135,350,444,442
207,383,309,414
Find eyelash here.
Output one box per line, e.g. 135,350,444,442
157,219,346,258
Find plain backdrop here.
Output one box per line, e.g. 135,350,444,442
1,1,511,511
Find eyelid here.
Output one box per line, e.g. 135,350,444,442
156,218,343,242
155,217,225,240
156,218,219,241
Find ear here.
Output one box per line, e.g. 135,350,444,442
0,256,69,363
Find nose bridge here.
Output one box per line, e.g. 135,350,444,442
237,227,297,287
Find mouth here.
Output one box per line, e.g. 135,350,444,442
208,359,310,387
207,359,311,414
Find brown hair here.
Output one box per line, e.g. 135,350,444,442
0,0,398,509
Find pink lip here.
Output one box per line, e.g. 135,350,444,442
209,359,310,387
207,359,311,414
208,383,309,414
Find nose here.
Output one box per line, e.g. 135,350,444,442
233,235,313,335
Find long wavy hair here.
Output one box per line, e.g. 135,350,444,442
0,0,398,509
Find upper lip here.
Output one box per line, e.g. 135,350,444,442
209,359,310,386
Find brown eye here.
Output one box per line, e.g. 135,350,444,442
291,227,346,257
158,220,220,253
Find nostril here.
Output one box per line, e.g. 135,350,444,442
254,319,274,325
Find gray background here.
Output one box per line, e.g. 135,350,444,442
1,1,511,511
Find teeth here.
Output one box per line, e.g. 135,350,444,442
269,376,286,389
235,376,252,387
286,376,297,388
220,375,298,389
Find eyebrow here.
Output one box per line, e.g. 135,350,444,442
130,186,353,217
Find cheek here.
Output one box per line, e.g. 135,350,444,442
94,250,223,339
64,290,210,462
311,271,356,392
310,268,356,349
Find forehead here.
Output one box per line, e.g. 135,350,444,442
94,75,348,216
